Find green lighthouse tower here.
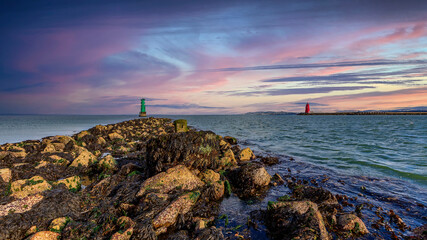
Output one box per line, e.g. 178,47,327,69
139,98,147,117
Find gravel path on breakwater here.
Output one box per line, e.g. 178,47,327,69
0,117,425,240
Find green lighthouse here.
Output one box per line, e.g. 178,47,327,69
139,98,147,117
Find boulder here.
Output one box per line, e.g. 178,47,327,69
261,156,279,166
337,214,369,235
96,136,107,145
0,151,9,160
69,150,96,168
28,231,60,240
52,142,65,151
41,144,56,153
76,130,90,140
136,165,204,197
108,132,123,141
55,176,81,192
98,154,118,171
266,201,329,240
145,131,224,175
35,161,49,169
26,226,38,236
224,136,237,145
229,163,271,198
195,227,224,240
11,176,52,199
0,194,44,216
117,216,136,229
49,155,69,165
152,191,200,230
49,217,71,232
173,119,188,133
238,148,255,162
207,181,225,200
8,146,27,158
200,169,220,184
111,228,134,240
52,135,74,145
0,168,12,182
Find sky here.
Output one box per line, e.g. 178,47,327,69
0,0,426,114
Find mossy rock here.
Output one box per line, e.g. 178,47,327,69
173,119,188,133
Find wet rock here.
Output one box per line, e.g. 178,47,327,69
131,220,157,240
98,154,118,171
153,191,200,231
271,173,285,185
195,226,224,240
200,169,220,184
137,165,204,197
266,201,329,240
206,181,225,201
223,136,237,145
119,163,142,176
167,230,189,240
337,213,369,235
146,131,224,175
27,231,60,240
291,185,339,209
69,149,96,168
49,216,71,232
55,176,81,192
410,224,427,239
238,147,255,162
0,194,44,216
261,156,279,166
0,168,12,182
229,163,271,198
11,176,52,199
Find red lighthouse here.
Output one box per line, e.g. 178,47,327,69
305,103,310,114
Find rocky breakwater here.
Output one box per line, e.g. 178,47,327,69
0,117,270,240
0,117,422,240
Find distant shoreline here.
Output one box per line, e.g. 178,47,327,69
298,112,427,115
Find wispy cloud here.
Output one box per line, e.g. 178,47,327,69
207,59,427,72
147,104,227,109
212,86,375,96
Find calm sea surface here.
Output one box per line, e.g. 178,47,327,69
1,114,426,234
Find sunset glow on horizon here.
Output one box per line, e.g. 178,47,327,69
1,0,426,114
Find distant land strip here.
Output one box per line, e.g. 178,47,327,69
298,112,427,115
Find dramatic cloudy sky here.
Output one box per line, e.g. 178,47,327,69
1,0,426,114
